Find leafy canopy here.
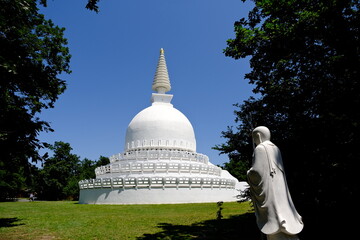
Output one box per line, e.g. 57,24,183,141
38,141,110,200
0,0,71,199
40,0,101,12
217,0,359,238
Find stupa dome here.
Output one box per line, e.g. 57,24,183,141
78,48,245,205
125,48,196,152
125,95,196,152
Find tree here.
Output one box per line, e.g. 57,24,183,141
78,155,109,180
38,143,110,200
0,0,71,199
40,142,80,200
79,158,97,180
217,0,359,238
214,100,263,182
40,0,101,12
95,155,110,167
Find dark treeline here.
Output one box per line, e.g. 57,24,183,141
215,0,359,239
1,141,109,201
0,1,107,201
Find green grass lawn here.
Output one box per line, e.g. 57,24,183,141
0,201,259,240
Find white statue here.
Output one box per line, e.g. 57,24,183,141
247,126,303,240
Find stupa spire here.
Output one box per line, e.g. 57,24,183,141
152,48,171,94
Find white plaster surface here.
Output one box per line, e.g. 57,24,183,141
79,182,247,204
125,95,196,152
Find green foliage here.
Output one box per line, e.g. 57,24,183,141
96,155,110,167
219,0,359,238
216,201,224,220
78,155,109,180
85,0,101,12
0,0,71,199
37,142,110,200
40,0,101,12
0,0,104,201
40,142,80,200
214,100,263,181
78,158,96,180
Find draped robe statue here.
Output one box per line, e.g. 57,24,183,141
247,126,303,240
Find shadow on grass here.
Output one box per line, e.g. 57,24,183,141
137,212,262,240
0,217,24,228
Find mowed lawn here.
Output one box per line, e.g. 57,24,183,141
0,201,257,240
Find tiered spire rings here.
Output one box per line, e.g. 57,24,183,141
152,48,171,94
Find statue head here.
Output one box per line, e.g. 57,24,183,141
252,126,271,146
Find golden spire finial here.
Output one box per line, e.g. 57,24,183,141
160,48,164,55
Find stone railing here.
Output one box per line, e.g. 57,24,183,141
95,162,222,177
79,176,236,190
109,150,209,164
125,138,195,152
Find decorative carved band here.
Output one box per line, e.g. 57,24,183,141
95,162,221,177
79,176,236,190
109,149,208,164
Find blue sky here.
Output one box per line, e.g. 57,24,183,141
38,0,255,166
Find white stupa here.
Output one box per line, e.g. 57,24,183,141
79,49,246,204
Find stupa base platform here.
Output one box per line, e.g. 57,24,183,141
79,186,242,204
